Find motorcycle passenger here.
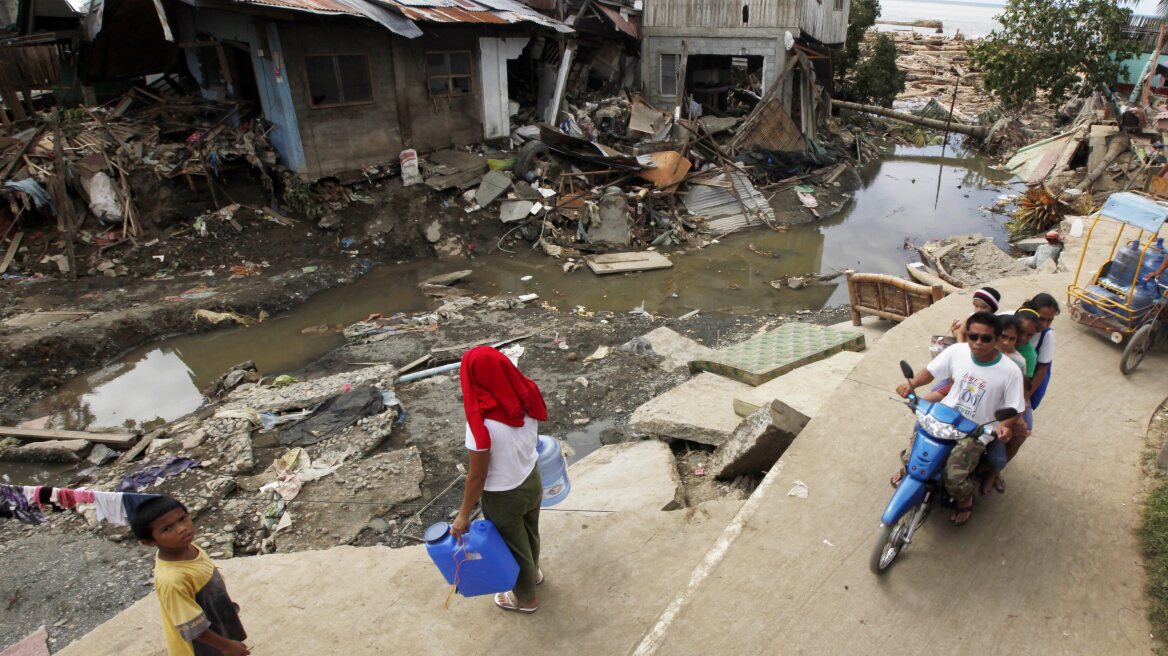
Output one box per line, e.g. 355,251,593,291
1023,294,1059,411
893,312,1026,526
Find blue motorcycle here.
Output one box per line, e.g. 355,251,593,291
870,361,1018,575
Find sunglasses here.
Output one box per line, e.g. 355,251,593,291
967,332,995,343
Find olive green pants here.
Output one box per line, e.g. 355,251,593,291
480,466,542,604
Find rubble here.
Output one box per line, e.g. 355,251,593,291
708,400,809,480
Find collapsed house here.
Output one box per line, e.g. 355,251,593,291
640,0,848,126
82,0,573,178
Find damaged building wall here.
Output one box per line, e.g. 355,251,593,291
391,27,487,151
278,19,405,179
799,0,848,46
640,34,789,110
172,6,307,172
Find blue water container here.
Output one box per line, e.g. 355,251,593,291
1125,280,1162,327
1105,239,1144,289
424,520,518,597
1080,284,1120,316
536,434,571,507
1139,238,1165,283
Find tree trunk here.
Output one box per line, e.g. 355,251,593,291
1073,134,1130,193
831,99,988,139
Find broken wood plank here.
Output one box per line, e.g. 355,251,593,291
585,251,674,275
0,426,138,447
0,230,22,274
115,429,161,463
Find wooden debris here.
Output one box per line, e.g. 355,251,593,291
0,426,138,447
584,251,674,274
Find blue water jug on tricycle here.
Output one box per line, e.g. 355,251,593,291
870,361,1018,575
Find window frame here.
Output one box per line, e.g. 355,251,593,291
660,53,679,97
303,52,374,109
425,50,474,97
833,0,843,11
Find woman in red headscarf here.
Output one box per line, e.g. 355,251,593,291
451,346,548,613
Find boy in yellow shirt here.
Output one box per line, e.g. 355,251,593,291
131,496,249,656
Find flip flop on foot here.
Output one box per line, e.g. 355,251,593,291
993,476,1006,494
495,591,539,613
890,467,906,489
950,500,973,526
536,569,544,586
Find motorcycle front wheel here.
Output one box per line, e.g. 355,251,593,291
869,504,920,575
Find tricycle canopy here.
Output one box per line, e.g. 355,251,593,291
1098,192,1168,233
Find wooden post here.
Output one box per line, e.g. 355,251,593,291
930,284,943,303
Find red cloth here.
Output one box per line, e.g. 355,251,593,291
460,346,547,450
55,488,95,509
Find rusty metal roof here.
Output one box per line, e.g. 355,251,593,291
234,0,570,33
595,3,638,39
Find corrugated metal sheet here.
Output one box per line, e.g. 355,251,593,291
683,172,776,235
236,0,570,32
239,0,360,16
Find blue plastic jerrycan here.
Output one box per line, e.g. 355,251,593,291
424,520,518,597
536,434,571,507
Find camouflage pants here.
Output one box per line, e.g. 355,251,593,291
900,434,984,501
941,437,984,501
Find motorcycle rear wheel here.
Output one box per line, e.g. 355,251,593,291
870,504,919,575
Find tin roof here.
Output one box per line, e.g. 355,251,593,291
233,0,570,34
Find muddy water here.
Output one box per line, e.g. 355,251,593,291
28,144,1018,433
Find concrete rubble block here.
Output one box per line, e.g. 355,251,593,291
420,269,471,287
86,443,119,466
733,351,865,418
1,439,92,463
474,170,512,207
634,326,715,371
558,440,681,512
629,373,753,446
709,399,809,480
499,199,534,223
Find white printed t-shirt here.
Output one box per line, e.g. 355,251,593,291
927,342,1026,426
465,415,539,492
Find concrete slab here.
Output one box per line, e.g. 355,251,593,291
733,351,865,418
629,373,753,446
474,170,512,207
634,326,715,371
1,439,91,463
690,322,865,386
709,400,808,480
58,502,742,656
558,440,681,512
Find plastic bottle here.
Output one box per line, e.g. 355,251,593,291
1070,217,1085,238
1138,237,1166,284
424,520,518,597
1105,239,1145,290
1080,284,1120,317
1127,280,1162,326
536,434,571,507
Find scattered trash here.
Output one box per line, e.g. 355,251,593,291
193,309,256,326
823,539,835,548
272,375,298,388
118,457,201,492
400,149,423,186
574,376,589,387
693,467,706,477
573,418,591,425
787,481,809,499
583,345,612,363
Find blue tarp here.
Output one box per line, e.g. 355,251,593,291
1099,192,1168,233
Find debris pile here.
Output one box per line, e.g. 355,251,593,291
0,85,280,279
405,86,856,268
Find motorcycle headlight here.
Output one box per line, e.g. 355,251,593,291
917,412,964,441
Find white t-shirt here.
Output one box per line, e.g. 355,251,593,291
465,415,539,492
927,342,1026,426
1030,328,1055,365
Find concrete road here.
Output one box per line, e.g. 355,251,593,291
638,272,1168,656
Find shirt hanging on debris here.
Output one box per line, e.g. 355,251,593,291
118,457,201,492
277,385,385,447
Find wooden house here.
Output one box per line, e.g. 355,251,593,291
641,0,849,115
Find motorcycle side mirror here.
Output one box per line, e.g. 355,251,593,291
994,407,1019,422
899,361,914,380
